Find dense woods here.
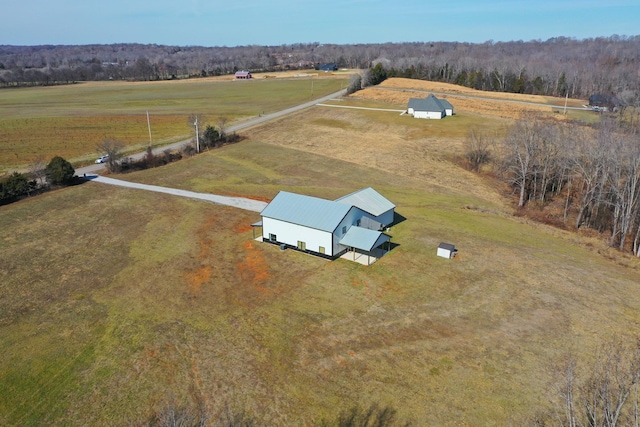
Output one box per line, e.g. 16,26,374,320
494,115,640,256
1,36,639,100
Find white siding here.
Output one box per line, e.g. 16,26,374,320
444,108,453,116
263,217,334,255
437,247,453,258
414,110,443,119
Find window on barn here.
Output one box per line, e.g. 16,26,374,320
319,246,325,254
297,241,306,250
342,226,347,235
269,233,277,242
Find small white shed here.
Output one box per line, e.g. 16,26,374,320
437,242,457,259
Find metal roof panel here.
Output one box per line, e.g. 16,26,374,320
261,191,351,232
335,187,395,217
339,226,390,251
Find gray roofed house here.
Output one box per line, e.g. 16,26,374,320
407,94,454,119
259,188,396,264
318,63,338,72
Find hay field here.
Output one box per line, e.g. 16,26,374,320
350,78,587,120
2,80,640,426
0,74,346,172
247,93,508,207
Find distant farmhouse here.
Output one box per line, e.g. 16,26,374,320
258,188,395,265
235,70,252,79
589,94,620,112
407,94,454,119
318,63,338,72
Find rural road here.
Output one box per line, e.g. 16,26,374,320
81,88,347,211
86,174,268,212
76,88,346,176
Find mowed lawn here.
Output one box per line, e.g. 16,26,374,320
0,76,345,172
3,106,640,427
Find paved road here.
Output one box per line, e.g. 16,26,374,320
76,89,346,176
86,174,268,212
79,89,347,211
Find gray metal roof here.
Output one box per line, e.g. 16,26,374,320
438,242,456,251
408,93,446,113
339,226,390,251
335,187,395,217
408,97,424,109
439,98,454,110
260,191,351,232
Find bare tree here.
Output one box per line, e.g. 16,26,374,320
28,156,47,187
464,127,492,172
501,119,541,208
544,337,640,427
216,116,229,140
571,129,610,230
96,138,124,173
346,73,362,94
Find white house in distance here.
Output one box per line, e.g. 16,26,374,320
258,187,396,265
407,94,454,119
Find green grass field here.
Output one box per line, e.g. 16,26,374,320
2,80,640,426
0,76,346,172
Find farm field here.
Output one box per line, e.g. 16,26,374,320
2,79,640,426
346,78,593,121
0,74,346,173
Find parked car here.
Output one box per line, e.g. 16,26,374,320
95,155,109,164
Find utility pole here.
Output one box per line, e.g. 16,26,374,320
194,116,200,153
146,111,153,147
563,92,569,115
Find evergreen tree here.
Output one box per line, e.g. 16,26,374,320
45,156,75,185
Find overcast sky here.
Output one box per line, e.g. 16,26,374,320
2,0,639,46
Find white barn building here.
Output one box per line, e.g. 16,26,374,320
259,188,395,263
407,94,454,119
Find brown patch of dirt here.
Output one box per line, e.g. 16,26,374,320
235,223,253,233
236,240,274,295
186,265,212,296
184,215,216,297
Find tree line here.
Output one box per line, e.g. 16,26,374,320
0,156,75,204
2,36,639,100
469,113,640,256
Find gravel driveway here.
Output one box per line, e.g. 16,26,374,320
87,174,267,212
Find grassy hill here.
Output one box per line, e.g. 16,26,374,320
1,78,639,426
